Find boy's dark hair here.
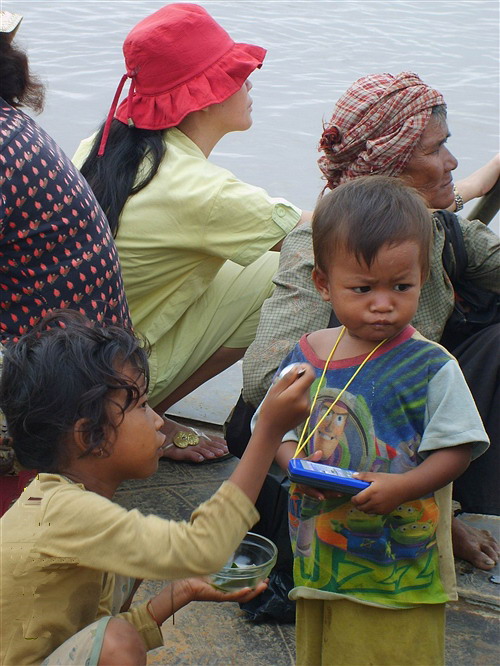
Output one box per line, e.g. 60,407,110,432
312,175,432,277
0,310,149,472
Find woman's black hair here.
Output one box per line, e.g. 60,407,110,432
0,310,150,473
0,34,45,112
79,119,165,236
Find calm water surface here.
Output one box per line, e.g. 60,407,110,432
6,0,499,226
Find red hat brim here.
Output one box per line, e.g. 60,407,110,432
115,42,266,130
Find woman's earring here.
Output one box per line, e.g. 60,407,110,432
96,448,105,458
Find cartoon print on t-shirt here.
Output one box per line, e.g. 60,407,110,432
289,386,441,599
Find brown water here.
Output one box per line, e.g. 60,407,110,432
6,0,499,227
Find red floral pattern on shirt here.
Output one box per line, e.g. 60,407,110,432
0,101,131,342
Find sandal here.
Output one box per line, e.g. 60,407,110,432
160,420,231,464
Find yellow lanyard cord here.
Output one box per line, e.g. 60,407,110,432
293,327,388,458
293,327,345,457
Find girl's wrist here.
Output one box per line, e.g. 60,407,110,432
146,599,161,626
148,580,191,626
253,418,289,442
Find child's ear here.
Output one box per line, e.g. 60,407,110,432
72,418,105,457
312,267,331,302
72,418,93,455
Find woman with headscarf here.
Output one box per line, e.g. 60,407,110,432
73,4,309,463
236,72,499,573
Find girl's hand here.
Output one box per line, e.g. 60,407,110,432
148,577,269,624
183,577,269,604
259,364,315,437
351,472,407,515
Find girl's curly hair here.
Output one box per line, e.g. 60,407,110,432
0,310,150,472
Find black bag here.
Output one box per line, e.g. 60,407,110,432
436,210,500,351
224,311,341,621
225,396,296,621
239,473,296,622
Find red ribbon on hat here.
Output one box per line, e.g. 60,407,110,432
97,69,137,157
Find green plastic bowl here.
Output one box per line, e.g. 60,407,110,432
210,532,278,591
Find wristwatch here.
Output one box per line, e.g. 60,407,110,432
172,431,200,448
453,186,464,212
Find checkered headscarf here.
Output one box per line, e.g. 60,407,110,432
318,72,446,189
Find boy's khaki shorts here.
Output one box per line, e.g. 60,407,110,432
296,597,445,666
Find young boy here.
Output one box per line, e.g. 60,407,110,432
272,176,489,666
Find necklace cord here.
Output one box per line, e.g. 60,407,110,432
293,327,388,458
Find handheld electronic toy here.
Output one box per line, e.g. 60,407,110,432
288,459,370,495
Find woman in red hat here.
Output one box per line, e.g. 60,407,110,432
74,3,309,463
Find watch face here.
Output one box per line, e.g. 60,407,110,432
172,431,200,448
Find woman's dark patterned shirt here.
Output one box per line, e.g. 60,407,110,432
0,100,131,342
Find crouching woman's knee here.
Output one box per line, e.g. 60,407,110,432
99,617,147,666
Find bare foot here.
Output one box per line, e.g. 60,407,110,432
160,417,229,463
452,516,500,570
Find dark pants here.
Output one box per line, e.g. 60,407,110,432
448,324,499,515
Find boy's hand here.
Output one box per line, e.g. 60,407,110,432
351,472,407,515
259,364,315,437
352,445,473,515
294,450,345,502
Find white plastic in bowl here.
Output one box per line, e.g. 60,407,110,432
210,532,278,591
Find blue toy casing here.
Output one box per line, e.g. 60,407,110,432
288,459,370,495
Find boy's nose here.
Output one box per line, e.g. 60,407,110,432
370,294,394,312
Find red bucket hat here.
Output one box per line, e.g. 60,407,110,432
98,3,266,155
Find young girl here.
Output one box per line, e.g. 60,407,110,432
0,310,314,666
271,176,489,666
